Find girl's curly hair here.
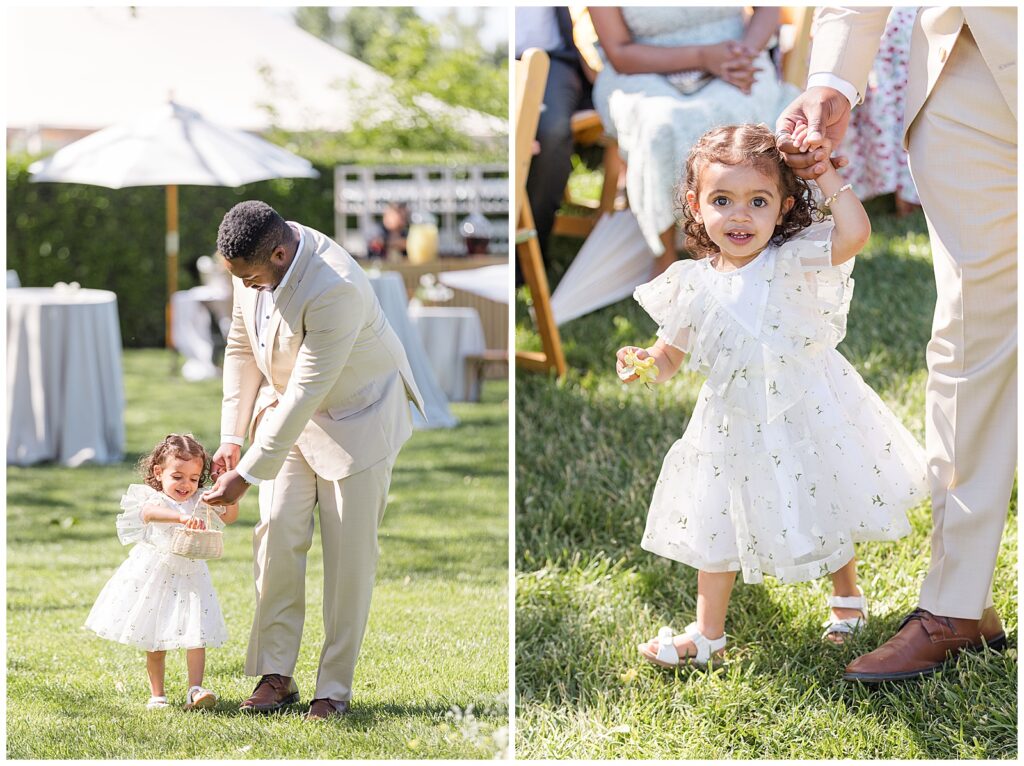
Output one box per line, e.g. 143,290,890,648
677,123,823,259
137,433,212,491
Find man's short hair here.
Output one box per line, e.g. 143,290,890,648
217,201,290,263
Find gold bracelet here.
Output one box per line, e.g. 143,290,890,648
823,183,853,209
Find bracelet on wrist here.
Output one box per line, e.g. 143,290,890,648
823,183,853,210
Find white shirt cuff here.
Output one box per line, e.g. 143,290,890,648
236,465,262,486
221,434,244,447
806,72,860,107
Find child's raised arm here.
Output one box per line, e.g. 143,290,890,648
815,162,871,266
788,122,870,265
616,340,686,384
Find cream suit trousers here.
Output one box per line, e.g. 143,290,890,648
245,445,396,701
906,28,1017,620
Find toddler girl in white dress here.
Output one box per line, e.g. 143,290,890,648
616,123,928,667
85,434,238,709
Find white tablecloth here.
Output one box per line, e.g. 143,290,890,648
171,285,231,381
7,287,125,466
408,306,486,402
366,271,457,429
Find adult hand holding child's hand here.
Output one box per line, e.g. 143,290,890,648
700,41,759,94
776,86,852,179
205,443,249,505
210,443,240,479
202,470,249,506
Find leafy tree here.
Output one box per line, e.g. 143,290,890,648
294,7,507,119
292,7,339,49
337,7,420,61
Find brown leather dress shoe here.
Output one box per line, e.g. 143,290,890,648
306,698,351,720
843,607,1007,683
239,674,300,712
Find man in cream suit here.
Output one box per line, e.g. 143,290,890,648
202,201,425,717
776,7,1015,682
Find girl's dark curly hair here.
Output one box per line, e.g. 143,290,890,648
138,434,212,491
677,123,823,259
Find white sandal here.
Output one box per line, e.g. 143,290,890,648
146,695,169,710
184,685,217,710
822,590,868,642
638,623,727,668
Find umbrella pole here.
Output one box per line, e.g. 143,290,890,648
166,184,179,353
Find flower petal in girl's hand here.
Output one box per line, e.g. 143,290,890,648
621,348,660,384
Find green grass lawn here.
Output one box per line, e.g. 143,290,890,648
7,350,508,759
515,202,1017,759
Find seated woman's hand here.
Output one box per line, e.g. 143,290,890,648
700,41,759,94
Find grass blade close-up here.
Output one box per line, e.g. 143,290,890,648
515,202,1017,760
7,350,509,759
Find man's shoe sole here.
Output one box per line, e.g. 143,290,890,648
240,692,301,712
842,633,1008,683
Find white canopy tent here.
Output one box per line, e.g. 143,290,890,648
6,6,506,140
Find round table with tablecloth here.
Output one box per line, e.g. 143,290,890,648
408,305,486,402
365,270,457,429
7,287,125,466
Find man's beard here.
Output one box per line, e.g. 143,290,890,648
258,260,290,291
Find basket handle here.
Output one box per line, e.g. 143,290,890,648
194,500,215,529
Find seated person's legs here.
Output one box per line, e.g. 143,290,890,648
526,56,589,259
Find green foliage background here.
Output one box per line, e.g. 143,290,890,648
294,7,507,119
6,9,508,348
6,155,333,347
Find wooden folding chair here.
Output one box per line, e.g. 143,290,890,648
515,48,567,378
781,7,815,88
552,7,623,239
551,110,623,239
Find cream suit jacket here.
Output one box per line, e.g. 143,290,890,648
808,7,1017,146
221,224,425,482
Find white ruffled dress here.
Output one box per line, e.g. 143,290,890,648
84,484,228,650
634,222,928,584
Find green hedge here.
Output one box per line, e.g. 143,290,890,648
6,154,334,347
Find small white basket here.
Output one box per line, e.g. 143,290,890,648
169,501,223,560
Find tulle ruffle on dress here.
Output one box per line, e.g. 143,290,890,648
633,223,927,583
84,484,228,650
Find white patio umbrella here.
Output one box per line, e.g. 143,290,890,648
29,99,320,347
549,211,655,326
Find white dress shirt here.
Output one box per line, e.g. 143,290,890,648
221,224,304,485
806,72,860,107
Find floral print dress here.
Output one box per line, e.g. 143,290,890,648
84,484,228,650
634,221,928,584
